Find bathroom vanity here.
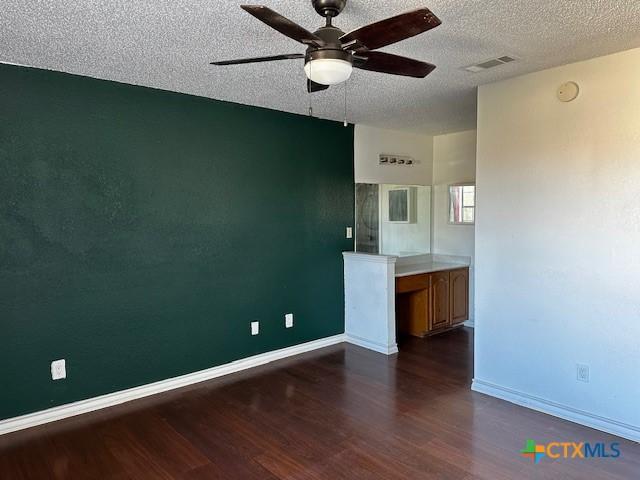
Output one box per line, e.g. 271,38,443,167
396,265,469,337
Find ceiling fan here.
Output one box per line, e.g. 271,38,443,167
211,0,441,93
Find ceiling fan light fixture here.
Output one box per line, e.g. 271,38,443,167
304,58,352,85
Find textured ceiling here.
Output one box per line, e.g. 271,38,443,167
2,1,640,134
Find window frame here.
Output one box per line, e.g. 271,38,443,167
448,183,476,226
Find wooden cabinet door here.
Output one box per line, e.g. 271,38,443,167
429,271,450,331
449,268,469,325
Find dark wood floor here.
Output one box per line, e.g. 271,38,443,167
1,328,638,479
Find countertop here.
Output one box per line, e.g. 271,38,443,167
395,261,469,278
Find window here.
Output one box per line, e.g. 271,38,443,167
449,184,475,224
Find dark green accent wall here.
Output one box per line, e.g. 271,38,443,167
0,64,354,420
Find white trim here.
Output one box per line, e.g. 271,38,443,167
345,334,398,355
472,379,640,443
463,320,475,328
342,252,397,264
0,334,346,436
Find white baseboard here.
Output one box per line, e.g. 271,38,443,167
345,334,398,355
472,379,640,443
0,334,346,436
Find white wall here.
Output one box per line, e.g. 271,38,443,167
343,253,398,355
354,125,433,185
433,130,476,320
379,185,431,257
474,48,640,439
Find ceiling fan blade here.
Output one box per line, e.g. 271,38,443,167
340,8,441,51
210,53,304,65
354,51,436,78
241,5,324,47
307,79,330,93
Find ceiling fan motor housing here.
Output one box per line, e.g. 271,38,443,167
305,25,352,67
304,26,353,85
312,0,347,18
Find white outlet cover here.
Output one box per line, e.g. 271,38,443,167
285,313,294,328
346,227,353,239
51,359,66,380
251,321,259,336
576,363,590,382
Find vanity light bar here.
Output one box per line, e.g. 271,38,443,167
379,154,415,166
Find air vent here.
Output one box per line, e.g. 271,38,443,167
464,55,517,73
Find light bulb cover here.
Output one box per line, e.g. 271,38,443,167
304,58,352,85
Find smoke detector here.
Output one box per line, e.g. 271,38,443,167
557,81,580,102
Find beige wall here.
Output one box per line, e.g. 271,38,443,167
433,129,477,320
354,124,433,186
432,130,476,256
354,125,477,315
474,48,640,439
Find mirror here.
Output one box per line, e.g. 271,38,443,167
355,183,431,257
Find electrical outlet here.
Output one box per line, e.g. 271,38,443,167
285,313,294,328
251,321,259,336
51,359,66,380
346,227,353,239
576,364,590,383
